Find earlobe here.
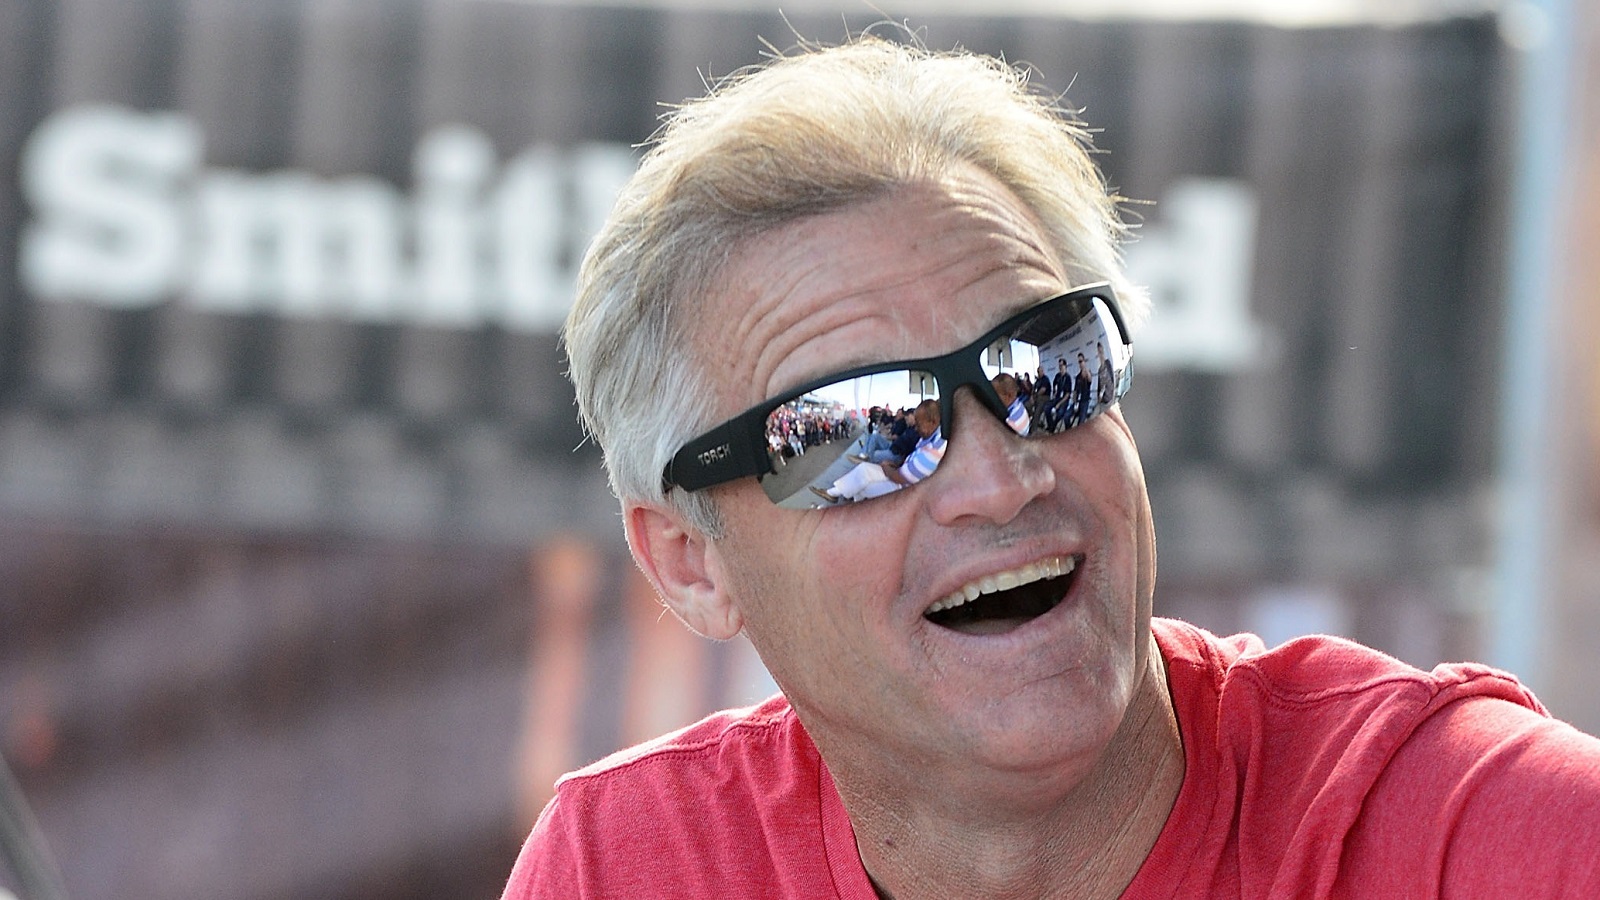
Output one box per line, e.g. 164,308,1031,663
624,503,743,640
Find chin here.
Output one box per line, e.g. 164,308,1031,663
941,673,1133,776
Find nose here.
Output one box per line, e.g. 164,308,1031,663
921,389,1055,527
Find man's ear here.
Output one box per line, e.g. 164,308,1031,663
624,503,743,640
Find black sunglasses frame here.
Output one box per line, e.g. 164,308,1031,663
662,282,1131,494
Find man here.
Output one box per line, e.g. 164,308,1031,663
848,407,917,465
811,399,944,503
508,36,1600,899
1095,341,1116,411
1031,362,1050,408
1071,351,1094,427
993,371,1031,437
1046,355,1074,432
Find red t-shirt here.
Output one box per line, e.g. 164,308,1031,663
504,618,1600,898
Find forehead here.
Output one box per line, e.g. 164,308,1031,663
695,168,1066,411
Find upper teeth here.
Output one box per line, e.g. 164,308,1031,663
927,556,1077,614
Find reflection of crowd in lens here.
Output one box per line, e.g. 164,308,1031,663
1010,341,1117,435
809,400,945,504
766,403,857,465
807,375,1039,507
782,356,1116,508
847,407,923,465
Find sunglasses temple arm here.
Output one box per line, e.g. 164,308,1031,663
664,417,772,492
1099,291,1134,350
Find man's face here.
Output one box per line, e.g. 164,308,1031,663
994,378,1018,407
689,166,1158,779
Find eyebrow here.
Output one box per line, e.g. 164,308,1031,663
770,295,1056,399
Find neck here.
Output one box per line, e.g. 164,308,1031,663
831,639,1184,900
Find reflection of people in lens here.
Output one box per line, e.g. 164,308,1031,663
810,400,944,503
1073,353,1093,426
992,373,1030,437
884,400,944,485
1046,357,1074,431
1096,342,1115,409
849,407,916,465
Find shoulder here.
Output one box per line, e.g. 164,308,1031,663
1154,615,1544,728
503,695,844,899
562,693,800,781
1347,689,1600,895
1149,618,1600,897
1155,617,1553,793
550,694,817,833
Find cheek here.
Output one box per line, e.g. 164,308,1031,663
1060,416,1153,595
714,498,807,621
1096,415,1157,611
715,511,918,720
719,495,916,644
810,502,917,591
1093,412,1150,517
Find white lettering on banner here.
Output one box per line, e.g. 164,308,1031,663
20,105,1263,370
1124,178,1266,371
21,105,198,306
21,104,635,332
192,170,406,319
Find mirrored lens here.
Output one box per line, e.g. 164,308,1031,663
754,294,1131,509
758,370,940,508
997,295,1130,442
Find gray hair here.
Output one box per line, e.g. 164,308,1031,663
563,36,1148,538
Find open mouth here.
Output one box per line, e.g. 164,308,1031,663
923,555,1080,635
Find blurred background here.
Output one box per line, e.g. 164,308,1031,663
0,0,1595,897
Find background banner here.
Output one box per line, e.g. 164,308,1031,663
0,3,1510,898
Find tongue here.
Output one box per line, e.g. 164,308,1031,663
928,576,1068,632
945,616,1034,636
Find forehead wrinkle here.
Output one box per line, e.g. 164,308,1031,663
756,245,1028,401
701,243,871,405
694,218,900,407
750,297,897,398
695,170,1067,414
684,229,818,413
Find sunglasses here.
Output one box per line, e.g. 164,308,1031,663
663,283,1133,508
